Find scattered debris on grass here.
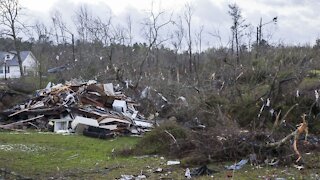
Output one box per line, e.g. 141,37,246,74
190,165,216,177
185,168,191,179
119,174,147,180
0,143,48,152
225,159,248,170
153,167,163,173
167,160,181,166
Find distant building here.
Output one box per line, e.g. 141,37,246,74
0,51,37,78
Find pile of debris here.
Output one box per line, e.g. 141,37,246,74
0,80,153,138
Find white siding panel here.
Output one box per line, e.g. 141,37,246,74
22,54,37,71
8,66,21,78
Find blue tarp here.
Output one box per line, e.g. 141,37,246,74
225,159,248,170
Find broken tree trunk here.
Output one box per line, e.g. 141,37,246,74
272,103,298,133
266,114,308,162
164,130,180,149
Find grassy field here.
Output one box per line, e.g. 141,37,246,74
0,131,319,179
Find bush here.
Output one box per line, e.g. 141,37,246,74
7,78,37,94
133,121,188,156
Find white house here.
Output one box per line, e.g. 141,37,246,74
0,51,37,78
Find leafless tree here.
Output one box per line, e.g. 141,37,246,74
138,3,173,84
171,15,184,82
228,3,244,64
208,29,223,48
142,4,173,49
184,3,194,73
33,22,51,87
49,10,76,69
75,5,92,42
82,12,117,76
113,24,127,45
195,25,204,73
0,0,26,77
126,15,133,46
171,16,184,54
89,15,112,46
51,10,73,45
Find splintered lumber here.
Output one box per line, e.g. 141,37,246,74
86,84,106,96
69,107,102,119
8,108,29,117
51,85,72,95
266,130,297,148
80,96,105,108
293,114,308,162
7,106,65,117
0,115,45,130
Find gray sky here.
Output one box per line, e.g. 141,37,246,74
20,0,320,48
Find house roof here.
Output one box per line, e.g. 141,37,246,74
0,51,33,66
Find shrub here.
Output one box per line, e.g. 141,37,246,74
133,121,188,156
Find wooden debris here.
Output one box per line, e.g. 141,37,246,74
293,114,308,162
0,80,153,137
0,115,45,130
266,114,309,163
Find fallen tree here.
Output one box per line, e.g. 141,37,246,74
267,114,309,163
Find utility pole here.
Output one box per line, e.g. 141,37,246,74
256,26,259,58
255,17,277,58
71,33,75,62
259,18,262,44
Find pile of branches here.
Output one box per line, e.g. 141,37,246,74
133,112,320,166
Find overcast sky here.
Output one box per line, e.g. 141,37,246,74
20,0,320,48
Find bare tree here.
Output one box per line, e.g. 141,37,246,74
171,16,184,54
142,5,173,50
171,15,184,82
228,3,244,64
113,24,127,45
0,0,26,77
75,5,92,42
195,25,204,74
89,15,112,46
142,4,172,66
184,3,193,73
126,15,133,46
51,11,71,45
132,3,173,87
51,10,75,62
208,29,223,48
33,22,51,87
84,12,116,75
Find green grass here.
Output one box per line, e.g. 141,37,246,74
0,132,140,179
0,132,186,179
298,77,320,91
308,69,320,77
0,132,319,179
